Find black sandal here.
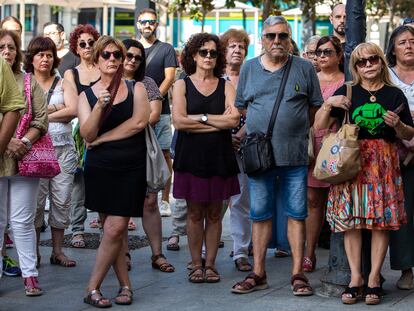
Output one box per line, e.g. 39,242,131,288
84,289,112,308
342,286,363,304
114,286,133,305
365,287,382,305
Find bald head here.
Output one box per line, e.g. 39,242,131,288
330,3,346,42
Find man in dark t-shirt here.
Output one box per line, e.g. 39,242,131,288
137,8,178,217
43,22,80,76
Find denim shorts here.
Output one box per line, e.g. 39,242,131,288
249,166,308,221
154,114,172,150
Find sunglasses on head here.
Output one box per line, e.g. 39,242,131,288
138,19,157,26
126,52,143,62
198,49,218,58
403,18,414,25
355,55,380,68
316,49,335,57
79,40,95,49
263,32,289,41
100,50,123,60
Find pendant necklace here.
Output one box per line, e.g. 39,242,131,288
366,88,379,102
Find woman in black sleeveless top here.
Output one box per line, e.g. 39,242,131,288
172,33,240,283
61,25,101,250
78,36,150,307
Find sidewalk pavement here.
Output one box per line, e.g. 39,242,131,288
1,207,414,311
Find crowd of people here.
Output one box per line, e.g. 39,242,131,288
0,3,414,308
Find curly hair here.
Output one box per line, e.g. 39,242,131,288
69,24,100,56
316,35,344,72
181,33,225,78
220,29,250,57
0,29,22,73
386,25,414,68
24,36,60,76
123,39,146,82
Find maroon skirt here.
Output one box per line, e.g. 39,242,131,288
173,171,240,203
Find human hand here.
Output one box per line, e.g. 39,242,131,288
326,95,351,110
383,111,401,128
98,90,111,109
6,138,28,159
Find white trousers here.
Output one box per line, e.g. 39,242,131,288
230,155,252,260
0,175,40,278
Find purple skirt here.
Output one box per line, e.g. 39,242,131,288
173,171,240,203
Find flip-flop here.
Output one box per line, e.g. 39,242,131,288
71,234,85,248
167,235,180,251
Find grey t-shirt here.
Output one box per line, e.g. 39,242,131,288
235,55,323,166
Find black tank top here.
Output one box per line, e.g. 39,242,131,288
173,77,239,178
72,68,100,95
84,81,146,171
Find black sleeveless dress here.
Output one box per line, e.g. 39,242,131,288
173,77,240,203
83,82,147,217
72,68,99,95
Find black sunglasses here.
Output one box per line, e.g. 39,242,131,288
403,18,414,25
198,49,218,58
138,19,157,26
79,40,95,49
316,49,335,57
355,55,380,68
126,52,143,62
263,32,289,41
100,50,123,60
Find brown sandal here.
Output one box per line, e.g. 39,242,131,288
234,257,252,272
50,253,76,267
151,254,175,273
290,273,313,296
84,289,112,308
204,266,220,283
114,286,133,305
231,272,269,294
188,265,204,283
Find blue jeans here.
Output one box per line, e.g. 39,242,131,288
249,166,308,222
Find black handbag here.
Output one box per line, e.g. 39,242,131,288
239,56,293,176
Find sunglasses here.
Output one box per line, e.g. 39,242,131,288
138,19,157,26
263,32,289,41
100,50,123,60
355,55,380,68
126,52,143,62
403,18,414,25
316,49,335,57
198,49,218,58
79,40,95,49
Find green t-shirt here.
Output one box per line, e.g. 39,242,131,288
0,56,24,113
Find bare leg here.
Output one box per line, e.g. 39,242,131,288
288,218,306,275
51,227,74,262
344,229,364,287
161,150,172,203
204,202,222,267
305,187,328,259
368,230,389,288
187,201,205,267
142,193,162,256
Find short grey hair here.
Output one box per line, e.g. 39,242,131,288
262,16,291,35
304,35,321,52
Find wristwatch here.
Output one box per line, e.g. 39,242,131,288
21,137,32,150
201,113,208,123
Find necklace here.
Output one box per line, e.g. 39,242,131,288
364,86,382,102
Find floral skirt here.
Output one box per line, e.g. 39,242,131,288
326,139,407,233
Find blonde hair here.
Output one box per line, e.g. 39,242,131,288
92,35,126,64
349,42,394,86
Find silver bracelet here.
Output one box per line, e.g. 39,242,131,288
21,137,32,150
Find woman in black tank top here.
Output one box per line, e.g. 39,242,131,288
172,33,240,283
78,36,150,307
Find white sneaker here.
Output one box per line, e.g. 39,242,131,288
159,200,172,217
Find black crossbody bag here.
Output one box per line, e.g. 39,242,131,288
239,55,293,176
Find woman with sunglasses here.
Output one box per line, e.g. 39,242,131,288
79,36,149,308
122,39,175,273
304,35,344,273
315,42,414,305
64,24,100,249
386,25,414,290
27,37,78,269
0,30,48,296
172,33,240,283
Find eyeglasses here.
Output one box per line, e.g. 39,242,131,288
100,50,123,60
355,55,380,68
138,19,157,26
79,40,95,49
198,49,218,58
305,51,316,58
126,52,143,62
263,32,289,41
316,49,335,57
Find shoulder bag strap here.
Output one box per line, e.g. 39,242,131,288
145,41,162,68
24,73,32,117
344,83,352,124
47,76,60,104
266,55,293,137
